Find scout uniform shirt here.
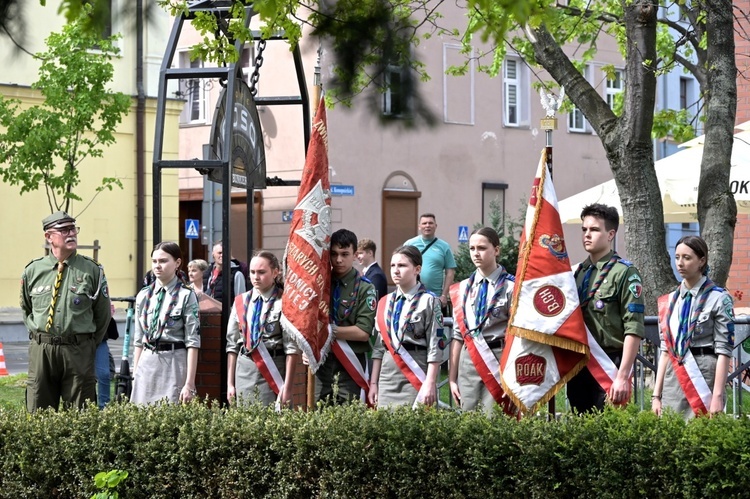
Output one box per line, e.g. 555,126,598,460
330,268,377,353
575,250,645,352
21,252,111,343
133,277,200,349
373,283,447,364
226,286,300,356
452,266,514,345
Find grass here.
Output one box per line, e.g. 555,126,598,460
0,374,27,410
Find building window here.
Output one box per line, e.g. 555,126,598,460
443,43,475,125
482,182,508,226
503,57,529,127
605,69,623,110
568,65,591,133
504,59,519,126
383,64,409,117
178,52,207,125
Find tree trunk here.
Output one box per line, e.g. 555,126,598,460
698,0,737,287
531,0,677,312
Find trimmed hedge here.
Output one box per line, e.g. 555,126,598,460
0,403,749,498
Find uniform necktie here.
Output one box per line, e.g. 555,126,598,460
474,278,488,325
250,296,263,350
46,262,65,333
150,287,166,335
675,291,693,359
392,295,406,334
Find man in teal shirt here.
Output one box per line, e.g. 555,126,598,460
404,213,456,312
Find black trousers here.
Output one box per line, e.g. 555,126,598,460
567,352,622,414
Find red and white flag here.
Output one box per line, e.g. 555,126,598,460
280,98,333,373
500,150,590,414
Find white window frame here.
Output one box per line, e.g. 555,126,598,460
605,69,624,110
503,56,530,127
442,43,475,125
178,51,208,125
568,65,591,133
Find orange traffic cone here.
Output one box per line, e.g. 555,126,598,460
0,342,8,376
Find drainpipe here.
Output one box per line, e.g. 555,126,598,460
135,0,146,291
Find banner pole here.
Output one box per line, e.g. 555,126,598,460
306,47,323,411
539,87,563,419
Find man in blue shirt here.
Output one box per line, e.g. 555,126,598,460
404,213,456,311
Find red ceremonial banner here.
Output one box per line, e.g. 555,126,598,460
500,150,590,414
280,98,333,373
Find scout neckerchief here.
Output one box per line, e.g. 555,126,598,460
461,269,508,336
657,281,717,416
386,283,426,349
236,286,279,352
576,253,620,308
46,261,65,333
376,292,428,406
140,280,181,345
329,270,370,402
662,279,713,362
331,271,361,325
449,280,516,416
233,288,285,395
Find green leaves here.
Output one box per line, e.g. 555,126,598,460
0,5,129,213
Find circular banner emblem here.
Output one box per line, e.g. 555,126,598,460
533,285,565,317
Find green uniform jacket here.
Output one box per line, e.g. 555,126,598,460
575,251,645,352
21,253,111,344
331,268,377,353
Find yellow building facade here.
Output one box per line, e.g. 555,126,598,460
0,2,183,306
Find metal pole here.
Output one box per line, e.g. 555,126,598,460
306,47,322,411
540,88,562,419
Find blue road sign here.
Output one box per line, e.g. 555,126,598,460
185,219,200,239
458,225,469,243
330,185,355,196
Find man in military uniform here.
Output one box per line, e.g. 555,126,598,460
316,229,377,404
21,211,111,411
568,203,645,413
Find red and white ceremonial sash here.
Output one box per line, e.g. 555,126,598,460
249,342,284,395
584,327,629,404
450,283,515,415
234,296,284,395
657,294,711,416
376,296,426,404
331,338,369,403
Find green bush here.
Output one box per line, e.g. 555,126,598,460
0,402,748,498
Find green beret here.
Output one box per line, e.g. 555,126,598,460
42,211,76,230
